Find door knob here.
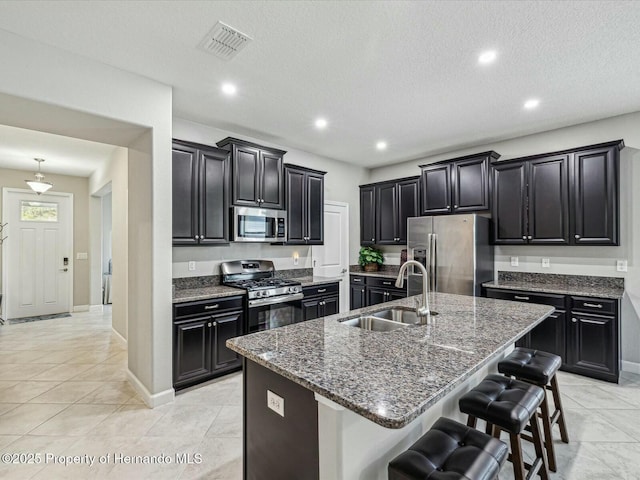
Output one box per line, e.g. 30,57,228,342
59,268,68,272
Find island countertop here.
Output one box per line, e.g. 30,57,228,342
227,292,553,429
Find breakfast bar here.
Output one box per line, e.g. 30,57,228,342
227,292,553,479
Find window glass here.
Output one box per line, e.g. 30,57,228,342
20,201,58,222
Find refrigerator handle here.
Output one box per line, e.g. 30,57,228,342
430,233,437,292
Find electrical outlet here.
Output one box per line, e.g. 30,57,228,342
542,258,550,268
267,390,284,417
293,252,299,266
188,261,196,271
76,252,88,260
510,256,519,267
617,260,628,272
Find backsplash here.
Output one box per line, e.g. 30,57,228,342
497,271,624,290
173,267,314,290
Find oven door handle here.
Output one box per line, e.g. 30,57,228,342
248,293,304,307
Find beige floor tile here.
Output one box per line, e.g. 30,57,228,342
562,384,636,409
206,406,242,438
593,442,640,479
69,363,127,382
180,436,242,480
65,351,119,365
0,404,69,435
0,350,51,364
563,408,637,442
145,405,222,438
175,380,238,406
29,382,104,404
76,382,136,405
0,381,19,391
87,404,170,437
30,404,118,436
596,408,640,442
0,364,58,381
30,364,95,381
101,352,127,365
0,403,20,416
0,381,60,403
0,435,20,449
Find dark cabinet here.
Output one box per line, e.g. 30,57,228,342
492,154,569,245
173,296,244,389
350,274,407,309
571,144,621,245
360,186,376,246
350,275,367,310
172,140,230,245
366,287,388,307
216,137,286,210
301,283,340,321
285,165,326,245
420,152,498,215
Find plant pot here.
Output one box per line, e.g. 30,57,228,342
364,263,379,272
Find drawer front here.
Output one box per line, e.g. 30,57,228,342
366,276,399,289
350,275,366,285
174,296,244,320
485,288,566,309
571,296,617,316
303,283,339,298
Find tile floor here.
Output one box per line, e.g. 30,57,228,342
1,308,639,479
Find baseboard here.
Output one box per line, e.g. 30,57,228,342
111,326,127,345
73,305,89,312
126,369,175,408
622,360,640,375
89,304,104,313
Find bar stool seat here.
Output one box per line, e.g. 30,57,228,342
459,374,549,480
388,417,508,480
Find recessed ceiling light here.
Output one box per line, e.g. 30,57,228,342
376,141,387,151
314,118,327,129
524,98,540,109
221,83,237,96
478,50,497,64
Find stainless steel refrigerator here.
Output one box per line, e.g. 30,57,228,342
407,214,494,297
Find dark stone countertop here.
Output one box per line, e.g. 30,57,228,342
227,292,553,429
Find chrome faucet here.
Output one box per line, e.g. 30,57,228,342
395,260,431,317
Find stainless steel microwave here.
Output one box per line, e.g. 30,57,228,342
232,206,287,242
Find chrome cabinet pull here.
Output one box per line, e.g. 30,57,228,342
204,304,219,310
522,236,527,240
317,289,327,293
194,236,198,240
579,318,606,325
454,205,458,208
514,295,530,301
527,235,532,240
207,322,212,327
572,318,577,323
382,281,391,286
575,234,581,239
583,302,603,309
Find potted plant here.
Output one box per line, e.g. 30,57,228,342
359,246,384,272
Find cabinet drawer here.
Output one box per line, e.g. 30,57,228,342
350,275,366,285
485,288,566,309
303,283,339,298
366,276,399,289
174,296,244,320
570,296,617,316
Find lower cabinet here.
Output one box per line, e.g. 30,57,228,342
485,288,620,382
301,283,340,322
173,296,243,389
350,274,407,310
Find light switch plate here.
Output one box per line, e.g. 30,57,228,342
510,257,519,267
542,258,550,268
617,260,628,272
188,261,196,271
267,390,284,417
76,252,88,260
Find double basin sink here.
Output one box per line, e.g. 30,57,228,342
341,307,437,332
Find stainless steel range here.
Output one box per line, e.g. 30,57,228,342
221,260,303,333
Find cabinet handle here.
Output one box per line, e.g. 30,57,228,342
514,295,530,301
522,236,527,240
572,318,577,323
317,289,327,293
454,205,458,208
446,205,450,209
213,321,217,327
194,236,198,240
583,302,603,309
382,281,392,286
204,304,219,310
575,234,581,239
527,235,532,240
371,238,375,242
208,322,212,327
361,289,365,293
579,318,606,325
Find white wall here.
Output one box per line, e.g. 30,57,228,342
368,112,640,368
172,118,369,276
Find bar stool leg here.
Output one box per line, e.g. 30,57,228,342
467,415,477,428
539,393,556,472
550,374,570,443
508,433,526,480
529,413,550,480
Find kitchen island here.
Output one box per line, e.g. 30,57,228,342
227,292,554,480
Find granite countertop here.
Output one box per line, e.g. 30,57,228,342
227,293,553,429
172,285,245,303
349,270,399,279
483,272,624,300
293,275,344,287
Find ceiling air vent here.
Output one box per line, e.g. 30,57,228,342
199,21,253,60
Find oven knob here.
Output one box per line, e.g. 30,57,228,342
290,287,298,293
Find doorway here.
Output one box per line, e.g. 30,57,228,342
2,188,73,319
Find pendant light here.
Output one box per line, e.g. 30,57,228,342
25,158,53,194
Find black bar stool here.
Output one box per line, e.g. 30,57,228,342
388,417,508,480
498,347,570,472
459,374,549,480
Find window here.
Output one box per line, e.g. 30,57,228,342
20,201,58,222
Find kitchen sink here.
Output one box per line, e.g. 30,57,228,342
340,316,409,332
371,307,438,325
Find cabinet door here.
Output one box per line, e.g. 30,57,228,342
306,173,324,244
571,146,619,245
301,298,321,322
528,155,569,245
232,145,260,206
491,161,528,244
174,318,212,386
528,310,566,361
452,156,488,212
172,143,199,245
322,296,339,317
388,289,407,302
367,287,387,306
567,312,618,381
350,285,367,310
396,179,419,243
360,186,376,245
212,312,242,371
421,164,451,215
199,148,230,244
375,182,397,245
260,151,284,209
285,167,306,244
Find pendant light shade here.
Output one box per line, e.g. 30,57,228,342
25,158,53,195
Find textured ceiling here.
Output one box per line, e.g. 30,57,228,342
0,1,639,167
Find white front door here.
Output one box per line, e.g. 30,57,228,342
312,201,349,313
2,189,73,319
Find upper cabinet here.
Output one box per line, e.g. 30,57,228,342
216,137,286,210
285,164,326,245
172,139,230,246
360,177,419,246
420,152,499,215
491,140,623,246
